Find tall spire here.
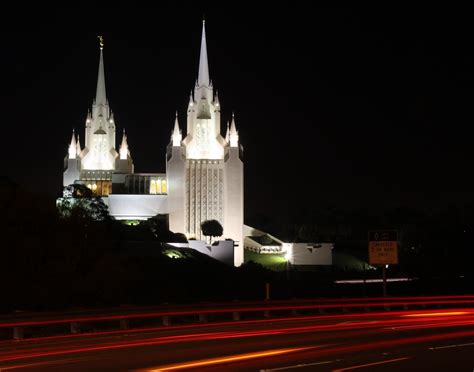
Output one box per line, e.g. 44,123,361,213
68,129,77,159
225,121,230,143
95,36,107,107
119,129,129,160
172,111,182,147
76,134,81,157
197,20,210,87
229,113,239,147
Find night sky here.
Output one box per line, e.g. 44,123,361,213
2,5,473,224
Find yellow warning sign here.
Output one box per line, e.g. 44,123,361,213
368,231,398,265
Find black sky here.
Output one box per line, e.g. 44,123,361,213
1,5,473,224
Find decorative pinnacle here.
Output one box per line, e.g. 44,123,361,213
98,35,104,50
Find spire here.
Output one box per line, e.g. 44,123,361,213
214,90,220,107
188,90,194,106
225,121,230,143
229,112,239,147
172,111,182,147
119,129,129,160
173,111,180,133
95,36,107,107
230,112,237,134
68,129,77,159
76,134,81,157
197,20,210,87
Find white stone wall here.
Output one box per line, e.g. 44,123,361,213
167,147,186,234
107,194,168,220
167,240,234,266
185,159,224,239
224,147,244,266
289,243,333,265
63,158,81,187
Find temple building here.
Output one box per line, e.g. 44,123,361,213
61,23,244,266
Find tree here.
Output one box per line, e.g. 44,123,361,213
57,183,111,222
201,219,223,244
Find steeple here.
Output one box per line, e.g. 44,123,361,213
86,110,92,125
214,90,220,108
76,134,81,157
172,111,182,147
95,36,107,107
197,20,210,87
225,121,230,143
119,129,129,160
68,130,77,159
229,113,239,147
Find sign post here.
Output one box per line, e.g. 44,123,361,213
368,230,398,297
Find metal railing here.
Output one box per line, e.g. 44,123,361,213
1,295,473,341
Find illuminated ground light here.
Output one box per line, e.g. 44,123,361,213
164,250,183,259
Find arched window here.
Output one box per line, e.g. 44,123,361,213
150,179,157,195
161,179,167,194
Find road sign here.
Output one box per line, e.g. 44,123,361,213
368,230,398,265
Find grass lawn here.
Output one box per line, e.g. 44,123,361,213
245,249,372,273
244,250,288,271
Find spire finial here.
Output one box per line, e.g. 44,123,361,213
197,19,210,87
95,38,107,106
98,35,104,50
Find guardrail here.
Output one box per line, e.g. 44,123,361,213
1,295,473,341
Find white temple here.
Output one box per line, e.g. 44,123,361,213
62,23,244,266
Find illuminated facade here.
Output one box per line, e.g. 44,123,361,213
62,23,244,266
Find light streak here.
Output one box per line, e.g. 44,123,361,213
2,295,474,328
428,342,474,350
401,311,472,317
332,357,411,371
144,347,311,371
334,278,412,284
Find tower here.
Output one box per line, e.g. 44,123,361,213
166,21,244,266
81,39,117,172
63,129,81,187
63,37,133,196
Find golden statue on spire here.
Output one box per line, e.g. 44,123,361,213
98,35,104,49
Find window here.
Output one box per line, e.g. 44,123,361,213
150,179,157,195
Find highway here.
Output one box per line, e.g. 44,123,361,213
0,306,472,371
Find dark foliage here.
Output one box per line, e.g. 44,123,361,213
201,219,223,243
1,179,473,313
